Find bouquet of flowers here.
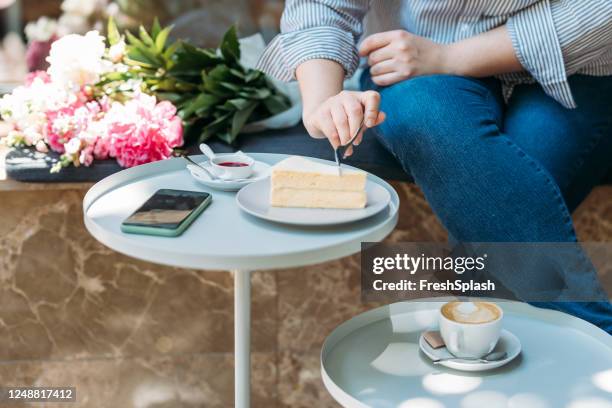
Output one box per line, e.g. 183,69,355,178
0,19,289,172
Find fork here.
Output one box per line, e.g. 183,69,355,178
334,119,365,176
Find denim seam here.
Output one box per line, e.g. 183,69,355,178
504,138,606,296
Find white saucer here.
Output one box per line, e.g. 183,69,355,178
419,329,521,372
236,178,391,226
187,160,271,192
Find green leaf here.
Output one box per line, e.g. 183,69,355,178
199,112,232,142
249,88,271,100
170,44,220,77
208,65,233,82
155,26,173,53
151,17,162,39
126,47,157,67
244,70,262,83
107,17,120,46
163,41,180,61
226,98,251,110
216,131,234,144
180,93,220,118
231,101,258,139
263,94,290,114
229,68,246,80
139,25,155,46
219,81,242,92
155,92,184,103
126,31,147,50
220,25,240,64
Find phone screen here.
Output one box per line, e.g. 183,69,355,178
122,189,211,230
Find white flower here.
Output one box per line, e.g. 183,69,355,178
47,31,111,89
61,0,97,17
64,137,82,155
57,13,90,36
0,78,69,138
25,17,58,42
22,127,44,145
108,39,126,63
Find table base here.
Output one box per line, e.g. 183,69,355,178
234,269,251,408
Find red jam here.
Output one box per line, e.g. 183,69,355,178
217,161,249,167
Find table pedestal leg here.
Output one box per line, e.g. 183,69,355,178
234,269,251,408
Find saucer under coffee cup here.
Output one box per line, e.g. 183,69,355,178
439,301,503,359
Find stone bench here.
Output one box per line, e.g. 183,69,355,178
4,125,611,185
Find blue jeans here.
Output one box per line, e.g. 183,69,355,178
361,72,612,333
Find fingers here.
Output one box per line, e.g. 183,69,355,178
305,91,385,154
343,112,385,158
343,98,364,143
371,72,404,87
359,31,394,56
367,46,394,66
359,91,381,128
369,59,396,77
318,111,341,149
330,102,351,146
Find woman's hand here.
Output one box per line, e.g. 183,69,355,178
302,90,386,156
359,30,449,86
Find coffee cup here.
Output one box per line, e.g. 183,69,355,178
439,301,503,359
210,153,255,180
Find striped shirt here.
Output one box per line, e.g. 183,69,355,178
257,0,612,108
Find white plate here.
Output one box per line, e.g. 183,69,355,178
419,329,521,372
236,178,391,226
187,159,271,192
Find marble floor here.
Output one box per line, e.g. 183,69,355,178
0,183,610,407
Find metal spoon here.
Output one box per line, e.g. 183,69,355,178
433,351,507,365
182,155,219,180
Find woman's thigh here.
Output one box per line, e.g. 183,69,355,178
504,75,612,211
361,73,578,242
361,72,507,173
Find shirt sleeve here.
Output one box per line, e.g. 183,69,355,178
256,0,371,82
507,0,612,109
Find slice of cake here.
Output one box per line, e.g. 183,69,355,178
270,156,367,209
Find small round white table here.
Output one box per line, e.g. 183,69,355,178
83,153,399,408
321,300,612,408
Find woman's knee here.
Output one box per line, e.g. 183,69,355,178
376,76,466,158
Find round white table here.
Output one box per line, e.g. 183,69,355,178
83,153,399,408
321,300,612,408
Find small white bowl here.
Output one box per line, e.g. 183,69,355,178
210,153,255,180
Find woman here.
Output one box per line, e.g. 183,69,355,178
257,0,612,332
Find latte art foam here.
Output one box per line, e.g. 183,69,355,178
441,301,500,324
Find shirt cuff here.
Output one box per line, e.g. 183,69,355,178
256,26,360,82
506,0,577,108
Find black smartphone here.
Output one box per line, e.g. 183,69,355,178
121,189,212,237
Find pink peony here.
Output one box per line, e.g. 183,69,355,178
79,145,94,166
25,70,51,86
44,102,82,153
44,99,103,153
104,94,183,168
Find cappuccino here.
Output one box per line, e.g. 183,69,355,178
441,301,501,324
